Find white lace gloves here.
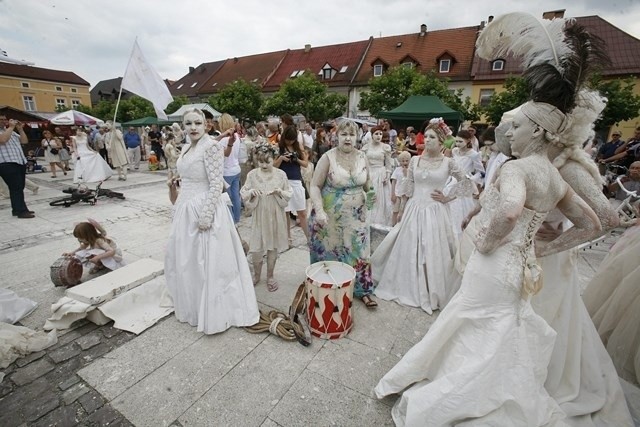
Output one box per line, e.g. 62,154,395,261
198,142,224,231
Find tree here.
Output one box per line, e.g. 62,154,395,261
261,72,347,123
114,96,155,122
165,95,189,116
359,67,481,121
590,75,640,130
208,79,263,122
482,76,530,125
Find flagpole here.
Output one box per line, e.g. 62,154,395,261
112,37,138,126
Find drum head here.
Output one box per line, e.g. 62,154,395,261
305,261,355,289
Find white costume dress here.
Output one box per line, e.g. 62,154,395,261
75,238,124,271
375,185,566,426
164,137,259,335
372,156,461,314
72,134,113,183
362,143,393,226
446,147,483,241
584,225,640,386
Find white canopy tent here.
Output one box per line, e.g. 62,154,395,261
167,104,221,122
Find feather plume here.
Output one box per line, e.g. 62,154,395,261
476,12,572,72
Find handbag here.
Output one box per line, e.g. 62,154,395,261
47,141,59,155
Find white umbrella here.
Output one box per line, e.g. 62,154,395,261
49,110,104,126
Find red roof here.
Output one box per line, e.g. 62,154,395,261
262,40,372,91
198,51,288,96
0,62,89,86
170,61,226,98
352,26,480,84
472,15,640,81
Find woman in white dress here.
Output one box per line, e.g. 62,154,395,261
164,108,259,335
362,126,393,226
375,97,603,426
71,128,113,184
372,122,467,314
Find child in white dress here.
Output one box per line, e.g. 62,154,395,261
390,151,411,225
240,143,292,292
63,218,124,274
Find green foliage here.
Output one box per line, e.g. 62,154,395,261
165,95,189,115
208,79,263,122
590,75,640,130
261,72,347,123
91,100,117,122
359,67,480,121
482,76,530,125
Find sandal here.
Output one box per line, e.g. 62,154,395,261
267,278,279,292
361,295,378,309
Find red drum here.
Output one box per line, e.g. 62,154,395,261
305,261,355,340
50,256,83,288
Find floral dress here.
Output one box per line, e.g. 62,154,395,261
309,148,373,298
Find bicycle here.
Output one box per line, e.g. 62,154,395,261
49,182,125,208
613,176,639,226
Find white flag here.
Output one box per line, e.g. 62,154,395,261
121,41,173,120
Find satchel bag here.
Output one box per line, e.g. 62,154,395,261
47,141,59,155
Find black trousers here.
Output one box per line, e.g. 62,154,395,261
0,162,28,215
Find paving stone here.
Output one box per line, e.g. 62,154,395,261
105,418,135,427
101,325,120,339
0,378,14,398
49,330,82,351
61,382,89,405
23,390,60,422
76,331,102,350
0,377,49,425
81,342,112,363
31,403,79,427
10,359,55,386
77,389,105,414
14,350,46,368
49,343,81,364
46,357,83,389
74,321,100,337
58,375,81,391
84,405,121,426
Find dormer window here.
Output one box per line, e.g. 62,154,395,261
492,59,505,71
373,64,384,77
402,62,413,69
321,63,336,80
439,59,451,73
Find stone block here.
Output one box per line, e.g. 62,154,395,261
61,382,89,405
77,389,105,414
58,375,81,391
31,404,80,427
76,331,102,350
49,343,81,364
66,258,164,305
10,359,54,386
14,350,46,368
268,370,393,427
84,405,122,426
23,391,60,422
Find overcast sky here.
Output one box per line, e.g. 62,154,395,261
3,0,640,88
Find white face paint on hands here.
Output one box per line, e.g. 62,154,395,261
183,112,206,142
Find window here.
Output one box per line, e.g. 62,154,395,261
55,86,63,92
176,83,184,89
23,95,36,111
71,99,80,109
21,82,30,88
339,66,348,73
373,64,383,77
492,60,505,71
322,65,336,80
56,98,66,108
402,62,413,69
290,70,299,78
71,87,78,93
296,70,305,77
479,89,495,107
211,82,217,87
190,82,198,88
439,59,451,73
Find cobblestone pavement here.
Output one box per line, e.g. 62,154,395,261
0,164,635,426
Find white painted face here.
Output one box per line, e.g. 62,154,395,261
454,137,467,149
506,111,538,158
483,138,497,152
372,130,383,143
338,127,357,153
424,129,441,152
257,155,274,172
183,112,205,142
399,156,410,168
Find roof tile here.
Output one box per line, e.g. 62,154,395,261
0,62,89,86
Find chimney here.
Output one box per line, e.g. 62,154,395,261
188,66,195,74
542,9,565,20
233,57,238,63
304,44,311,53
480,20,486,29
420,24,427,36
488,15,494,23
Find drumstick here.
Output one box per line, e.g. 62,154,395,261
323,263,340,289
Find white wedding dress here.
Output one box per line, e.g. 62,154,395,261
372,156,460,314
375,185,566,426
164,137,259,335
72,134,113,183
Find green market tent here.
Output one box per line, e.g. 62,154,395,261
122,116,173,127
377,95,463,129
